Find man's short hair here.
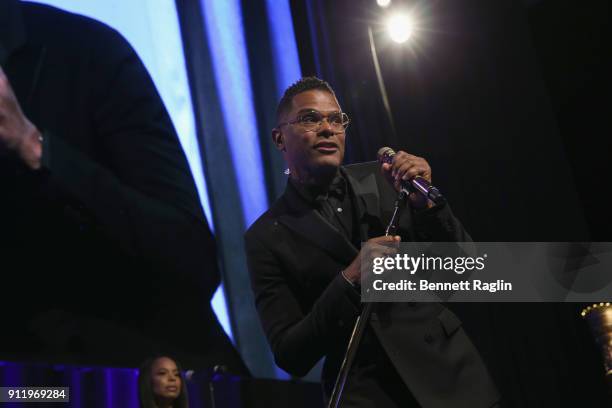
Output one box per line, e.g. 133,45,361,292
276,76,336,122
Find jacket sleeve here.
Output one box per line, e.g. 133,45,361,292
35,25,219,299
409,202,473,242
245,229,361,377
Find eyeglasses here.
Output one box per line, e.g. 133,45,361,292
277,110,350,132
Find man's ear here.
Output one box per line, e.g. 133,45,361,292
272,128,285,151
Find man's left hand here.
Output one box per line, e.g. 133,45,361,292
380,150,433,209
0,66,42,169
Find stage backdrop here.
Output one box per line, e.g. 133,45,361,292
25,0,233,344
26,0,304,378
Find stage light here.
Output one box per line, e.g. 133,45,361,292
387,12,414,44
377,0,391,8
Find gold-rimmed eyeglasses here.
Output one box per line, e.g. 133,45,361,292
277,110,350,132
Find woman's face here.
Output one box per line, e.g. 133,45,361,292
151,357,181,400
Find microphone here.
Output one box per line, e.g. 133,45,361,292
377,147,446,205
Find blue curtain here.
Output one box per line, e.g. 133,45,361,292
175,0,301,378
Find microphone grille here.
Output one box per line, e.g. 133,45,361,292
377,147,395,162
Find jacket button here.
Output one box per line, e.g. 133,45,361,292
424,334,434,344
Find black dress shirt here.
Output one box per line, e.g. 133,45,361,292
289,170,361,249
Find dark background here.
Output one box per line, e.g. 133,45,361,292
290,0,611,242
285,0,612,404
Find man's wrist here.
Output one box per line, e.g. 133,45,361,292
341,269,359,287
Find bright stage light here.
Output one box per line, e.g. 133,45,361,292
377,0,391,8
387,13,414,44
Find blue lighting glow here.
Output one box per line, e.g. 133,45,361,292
266,0,303,98
1,361,247,407
264,0,302,380
25,0,232,341
200,0,269,228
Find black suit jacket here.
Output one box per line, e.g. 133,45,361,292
246,162,499,407
0,0,246,373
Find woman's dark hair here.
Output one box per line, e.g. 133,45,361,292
138,355,189,408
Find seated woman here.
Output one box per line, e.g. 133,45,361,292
139,356,189,408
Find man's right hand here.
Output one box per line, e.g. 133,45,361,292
0,66,42,169
343,235,401,284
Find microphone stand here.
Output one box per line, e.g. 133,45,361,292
329,27,439,407
327,189,409,408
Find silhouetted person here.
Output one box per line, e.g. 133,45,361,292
0,0,247,374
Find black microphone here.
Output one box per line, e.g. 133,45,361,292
377,147,446,205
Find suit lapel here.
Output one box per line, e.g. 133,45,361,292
278,180,358,266
346,170,380,219
344,167,384,241
277,165,388,264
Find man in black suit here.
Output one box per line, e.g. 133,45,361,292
0,0,247,374
245,77,499,406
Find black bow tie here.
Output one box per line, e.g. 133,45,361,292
328,174,347,200
290,172,347,205
314,173,346,203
